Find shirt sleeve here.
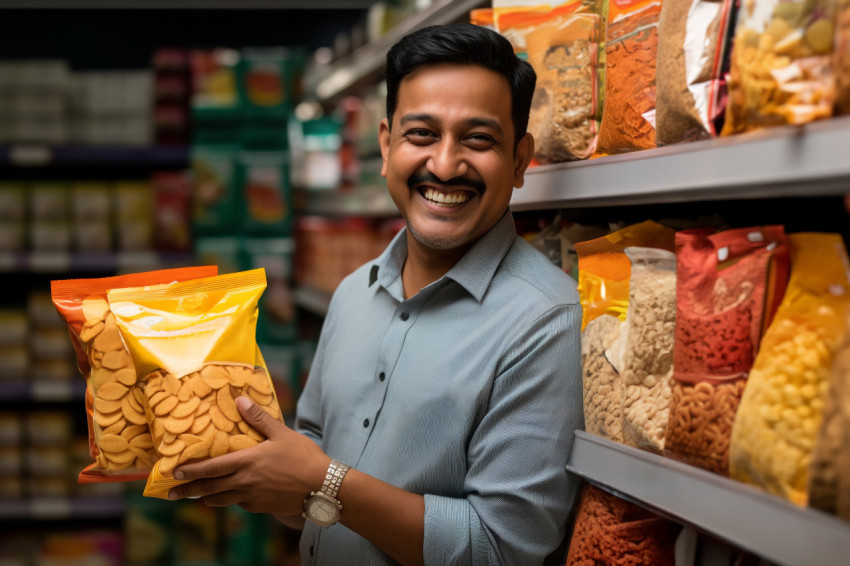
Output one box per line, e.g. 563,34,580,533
422,302,584,566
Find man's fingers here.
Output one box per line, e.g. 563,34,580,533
236,396,285,439
172,447,247,482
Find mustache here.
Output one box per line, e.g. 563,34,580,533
407,172,486,194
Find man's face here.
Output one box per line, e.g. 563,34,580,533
379,63,533,253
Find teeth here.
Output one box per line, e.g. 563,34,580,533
423,188,471,206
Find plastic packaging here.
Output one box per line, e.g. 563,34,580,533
51,266,218,483
107,268,285,499
729,233,850,505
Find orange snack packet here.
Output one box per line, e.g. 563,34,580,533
51,265,218,483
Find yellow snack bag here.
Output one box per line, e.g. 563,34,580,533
729,233,850,506
575,220,676,330
107,268,284,499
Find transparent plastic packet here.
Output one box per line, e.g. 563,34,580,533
524,0,607,162
655,0,738,143
594,0,663,154
665,226,790,475
613,247,677,454
722,0,837,134
50,266,218,483
729,233,850,505
107,268,285,499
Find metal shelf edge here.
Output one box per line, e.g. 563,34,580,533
512,117,850,210
567,431,850,566
309,0,486,100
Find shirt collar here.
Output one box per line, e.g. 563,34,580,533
370,210,517,303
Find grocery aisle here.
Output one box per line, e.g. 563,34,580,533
1,1,849,565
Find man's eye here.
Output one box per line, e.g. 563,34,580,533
466,134,495,147
405,129,434,140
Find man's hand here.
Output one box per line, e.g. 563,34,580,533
167,396,331,516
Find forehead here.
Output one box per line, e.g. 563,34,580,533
395,63,513,128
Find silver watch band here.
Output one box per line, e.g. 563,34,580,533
321,459,350,501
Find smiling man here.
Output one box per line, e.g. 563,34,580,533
167,23,583,566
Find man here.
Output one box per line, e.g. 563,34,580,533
168,23,583,565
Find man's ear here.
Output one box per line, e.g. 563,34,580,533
379,118,391,178
513,132,535,189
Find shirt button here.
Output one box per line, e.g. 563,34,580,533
363,419,370,428
379,372,386,382
400,312,409,321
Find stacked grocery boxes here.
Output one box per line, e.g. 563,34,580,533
190,46,306,422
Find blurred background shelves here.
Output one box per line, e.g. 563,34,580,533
0,380,85,402
0,495,124,520
567,431,850,566
0,251,195,273
0,145,189,169
307,0,487,103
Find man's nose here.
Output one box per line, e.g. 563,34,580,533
426,139,468,182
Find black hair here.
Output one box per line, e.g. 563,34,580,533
385,22,536,149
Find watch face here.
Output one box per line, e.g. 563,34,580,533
307,493,340,527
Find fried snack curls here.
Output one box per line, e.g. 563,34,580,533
51,266,218,483
107,268,284,499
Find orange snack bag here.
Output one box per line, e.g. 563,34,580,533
51,265,218,483
107,268,284,499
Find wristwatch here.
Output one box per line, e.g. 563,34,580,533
302,459,351,527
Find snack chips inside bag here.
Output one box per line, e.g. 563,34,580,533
51,266,218,483
106,268,284,499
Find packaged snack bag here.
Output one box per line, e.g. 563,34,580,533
575,220,675,330
581,314,625,442
595,0,663,154
665,226,789,475
617,247,677,453
836,0,850,114
729,233,850,505
523,0,606,162
106,268,284,499
808,311,850,519
655,0,737,143
722,0,837,134
51,265,219,483
566,484,681,566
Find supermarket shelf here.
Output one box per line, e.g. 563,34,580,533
293,286,332,316
512,117,850,211
296,185,399,218
0,380,86,402
0,496,124,520
567,431,850,566
0,144,189,168
0,251,196,273
307,0,487,101
0,380,85,402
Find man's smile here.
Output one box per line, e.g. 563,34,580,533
421,187,473,207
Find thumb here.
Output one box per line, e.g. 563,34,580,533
236,396,286,440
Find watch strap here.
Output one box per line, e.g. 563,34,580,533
321,459,350,501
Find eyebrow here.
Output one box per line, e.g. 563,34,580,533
399,113,504,136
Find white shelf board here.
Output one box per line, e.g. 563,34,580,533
308,0,487,101
512,117,850,211
567,431,850,566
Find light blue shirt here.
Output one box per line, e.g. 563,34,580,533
295,211,584,565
